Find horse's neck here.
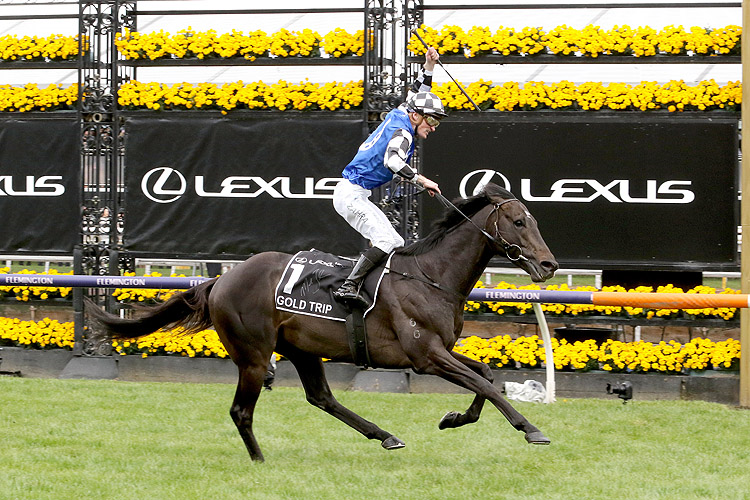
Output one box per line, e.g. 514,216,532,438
410,221,494,298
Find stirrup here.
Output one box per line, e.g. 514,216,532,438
334,280,367,305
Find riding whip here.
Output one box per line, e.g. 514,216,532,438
410,28,482,112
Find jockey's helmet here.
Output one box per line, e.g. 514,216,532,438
406,92,448,119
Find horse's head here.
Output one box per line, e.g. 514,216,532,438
481,183,558,282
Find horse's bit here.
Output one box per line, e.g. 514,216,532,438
435,192,529,262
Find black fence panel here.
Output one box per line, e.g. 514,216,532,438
422,113,739,271
0,117,80,254
0,112,740,270
123,114,366,256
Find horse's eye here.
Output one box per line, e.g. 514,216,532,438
514,219,525,227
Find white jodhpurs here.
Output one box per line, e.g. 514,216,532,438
333,179,405,253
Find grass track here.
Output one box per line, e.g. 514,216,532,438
2,378,750,500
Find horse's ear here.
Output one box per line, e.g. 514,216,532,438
482,182,515,201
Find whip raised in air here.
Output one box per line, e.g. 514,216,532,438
410,28,482,112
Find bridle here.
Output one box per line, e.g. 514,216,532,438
386,190,529,297
434,192,529,262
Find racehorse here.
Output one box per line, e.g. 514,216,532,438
87,183,558,461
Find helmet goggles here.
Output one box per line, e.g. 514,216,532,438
420,113,442,128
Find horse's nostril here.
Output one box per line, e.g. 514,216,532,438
541,261,559,273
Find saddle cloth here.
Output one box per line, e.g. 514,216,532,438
274,249,389,322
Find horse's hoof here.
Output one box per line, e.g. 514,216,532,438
525,431,551,445
438,411,461,430
381,436,406,450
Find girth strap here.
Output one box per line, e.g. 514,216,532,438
346,306,372,368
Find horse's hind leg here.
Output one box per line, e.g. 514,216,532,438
286,350,405,450
438,352,492,430
230,364,268,462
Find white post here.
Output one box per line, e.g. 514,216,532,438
533,302,556,403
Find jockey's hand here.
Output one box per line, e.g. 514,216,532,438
417,175,441,196
424,47,439,72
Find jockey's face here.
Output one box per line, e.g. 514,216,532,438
409,112,439,139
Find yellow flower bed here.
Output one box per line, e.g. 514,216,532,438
409,24,741,58
0,83,78,112
0,317,74,349
0,314,739,372
465,281,740,321
0,315,241,359
118,79,365,112
454,335,741,373
1,24,740,62
0,267,73,301
0,33,82,61
322,28,368,58
111,326,229,358
434,79,741,112
115,27,364,60
0,315,225,356
116,78,739,113
1,78,739,113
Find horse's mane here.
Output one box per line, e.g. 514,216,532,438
396,183,515,256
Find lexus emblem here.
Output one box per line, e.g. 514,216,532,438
141,167,187,203
459,169,512,198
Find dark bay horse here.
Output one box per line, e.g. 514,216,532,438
88,183,558,461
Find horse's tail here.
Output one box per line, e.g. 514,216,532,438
86,278,218,340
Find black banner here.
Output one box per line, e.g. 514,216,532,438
423,117,739,270
124,116,365,256
0,118,80,253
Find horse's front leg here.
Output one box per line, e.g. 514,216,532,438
413,340,550,445
438,352,492,430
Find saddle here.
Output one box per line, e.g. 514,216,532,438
274,249,390,368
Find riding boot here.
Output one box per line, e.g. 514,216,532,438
333,247,388,305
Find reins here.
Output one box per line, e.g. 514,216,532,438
433,191,528,262
386,189,529,297
386,256,465,298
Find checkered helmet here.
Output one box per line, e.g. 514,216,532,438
406,92,447,118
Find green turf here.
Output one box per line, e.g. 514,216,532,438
2,378,749,500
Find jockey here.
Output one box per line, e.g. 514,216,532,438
333,46,446,305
